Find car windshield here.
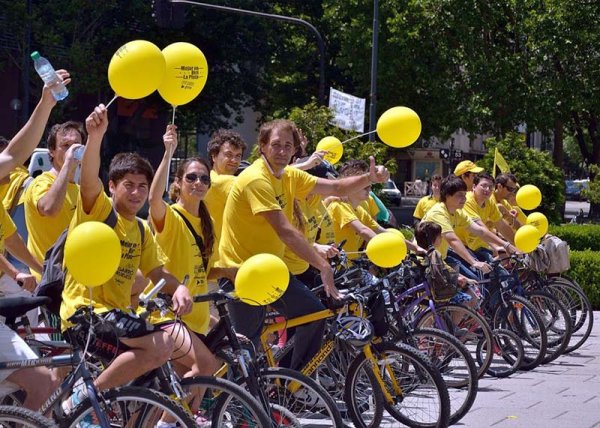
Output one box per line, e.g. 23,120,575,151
384,181,395,189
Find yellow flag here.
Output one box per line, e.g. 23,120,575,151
494,148,510,176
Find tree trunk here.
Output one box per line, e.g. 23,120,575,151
553,118,566,220
587,112,600,220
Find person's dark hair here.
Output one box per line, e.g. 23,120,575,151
257,119,302,154
108,152,154,185
415,221,442,249
206,129,247,167
440,174,467,202
47,121,86,162
473,172,495,186
495,173,518,186
168,157,215,260
431,174,443,183
0,136,9,152
338,159,369,178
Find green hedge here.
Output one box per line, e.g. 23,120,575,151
567,250,600,310
548,224,600,251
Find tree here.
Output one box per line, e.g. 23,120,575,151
479,133,565,224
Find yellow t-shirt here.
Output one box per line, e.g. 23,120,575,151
217,158,317,268
421,202,472,258
24,171,79,279
144,203,211,334
492,194,527,230
204,170,235,244
413,195,439,220
359,195,380,219
1,166,30,212
0,205,17,254
283,195,326,275
315,199,336,245
60,191,166,329
327,201,379,259
462,192,502,251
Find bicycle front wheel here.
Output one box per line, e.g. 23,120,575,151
66,386,196,427
180,375,271,428
346,342,450,428
0,405,56,427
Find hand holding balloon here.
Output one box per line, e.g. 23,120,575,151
85,104,109,143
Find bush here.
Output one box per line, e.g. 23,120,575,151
548,224,600,251
567,250,600,310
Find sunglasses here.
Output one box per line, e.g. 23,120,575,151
184,173,211,185
504,185,517,193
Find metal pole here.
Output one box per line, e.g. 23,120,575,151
368,0,379,142
171,0,326,105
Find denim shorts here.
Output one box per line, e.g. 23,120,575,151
449,291,473,305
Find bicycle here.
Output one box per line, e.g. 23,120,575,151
0,404,56,427
0,296,196,428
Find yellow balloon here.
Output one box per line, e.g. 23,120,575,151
64,222,121,287
516,184,542,210
366,232,407,268
235,254,289,306
158,42,209,106
386,228,404,236
514,225,541,253
316,136,343,165
526,212,548,237
108,40,166,99
376,106,422,148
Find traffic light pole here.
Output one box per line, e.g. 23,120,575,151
170,0,326,105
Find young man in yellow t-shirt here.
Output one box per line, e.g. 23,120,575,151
23,121,86,280
454,160,483,191
413,174,442,225
461,172,518,261
493,173,526,230
60,105,193,403
217,119,390,371
422,175,497,280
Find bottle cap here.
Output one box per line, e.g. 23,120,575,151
30,51,41,60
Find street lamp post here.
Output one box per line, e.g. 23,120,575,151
170,0,326,105
368,0,379,142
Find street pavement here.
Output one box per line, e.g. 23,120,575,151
376,312,599,427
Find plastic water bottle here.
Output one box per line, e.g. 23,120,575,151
31,51,69,101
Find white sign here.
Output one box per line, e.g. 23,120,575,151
328,88,366,132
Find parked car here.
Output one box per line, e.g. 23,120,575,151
380,179,402,206
565,179,589,201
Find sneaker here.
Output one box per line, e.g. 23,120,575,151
454,327,469,338
195,413,212,428
61,388,86,416
156,421,178,428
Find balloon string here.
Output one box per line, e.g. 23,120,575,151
171,105,177,125
105,94,118,108
341,130,377,145
343,251,365,255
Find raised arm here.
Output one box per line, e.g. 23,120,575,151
148,125,177,232
309,156,389,197
81,105,108,213
0,70,70,179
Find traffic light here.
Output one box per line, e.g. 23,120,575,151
439,149,450,160
152,0,186,29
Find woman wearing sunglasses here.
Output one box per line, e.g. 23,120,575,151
144,124,222,427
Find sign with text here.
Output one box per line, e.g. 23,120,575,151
328,88,366,132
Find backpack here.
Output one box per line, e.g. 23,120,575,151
541,234,570,274
426,248,459,301
525,244,551,273
34,208,145,315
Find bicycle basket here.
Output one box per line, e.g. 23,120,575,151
425,249,459,301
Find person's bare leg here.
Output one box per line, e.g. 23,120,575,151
94,330,173,391
7,366,58,410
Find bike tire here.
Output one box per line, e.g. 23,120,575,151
65,385,196,428
180,375,271,428
0,405,56,427
476,328,523,378
526,290,572,363
346,342,450,428
492,294,548,371
410,327,478,425
342,351,385,428
416,303,494,379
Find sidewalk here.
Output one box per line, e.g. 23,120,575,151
380,312,599,427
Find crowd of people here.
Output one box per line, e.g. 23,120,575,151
0,71,533,425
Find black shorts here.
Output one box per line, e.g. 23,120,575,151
66,309,160,362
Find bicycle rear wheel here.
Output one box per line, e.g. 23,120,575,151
66,386,196,428
0,405,56,427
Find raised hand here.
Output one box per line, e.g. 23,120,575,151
163,124,178,156
85,104,109,141
368,156,390,184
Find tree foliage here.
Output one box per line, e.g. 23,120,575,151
479,133,565,224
